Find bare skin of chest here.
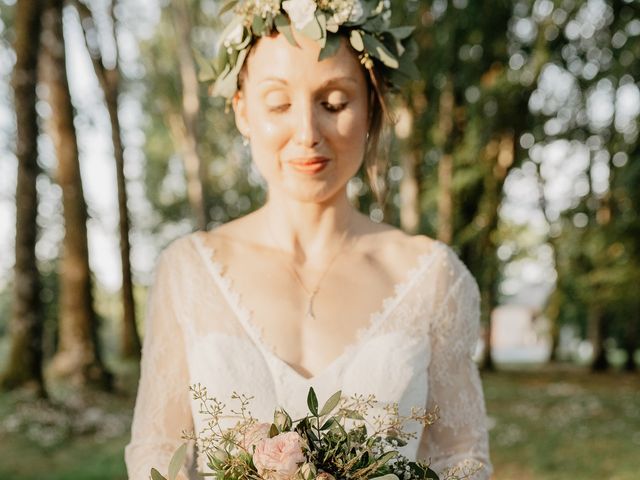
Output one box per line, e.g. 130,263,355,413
202,226,433,379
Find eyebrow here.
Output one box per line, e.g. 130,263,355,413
258,76,359,88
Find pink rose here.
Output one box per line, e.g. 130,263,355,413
253,431,307,480
316,473,336,480
242,422,271,453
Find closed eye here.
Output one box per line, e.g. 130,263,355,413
322,101,348,113
267,104,291,113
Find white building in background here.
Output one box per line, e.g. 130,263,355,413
491,304,552,364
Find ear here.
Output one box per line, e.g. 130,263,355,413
232,90,250,138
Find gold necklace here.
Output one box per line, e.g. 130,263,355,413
264,214,359,321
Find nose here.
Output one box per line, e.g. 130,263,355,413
292,100,321,148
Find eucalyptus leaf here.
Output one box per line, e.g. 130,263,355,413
307,387,319,415
150,468,168,480
212,71,235,98
319,390,342,416
306,428,319,442
425,466,440,480
326,17,339,33
376,451,398,466
389,26,415,40
168,443,188,480
214,48,229,76
318,33,341,62
410,462,440,480
363,34,399,68
269,423,279,438
370,474,400,480
362,15,386,34
300,15,323,41
275,15,299,47
317,12,328,47
219,0,238,16
404,38,419,60
358,0,376,20
320,417,336,430
252,15,266,36
194,50,216,82
238,29,252,49
350,30,364,52
397,59,420,80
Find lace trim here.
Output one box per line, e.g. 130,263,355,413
190,232,444,381
356,244,444,344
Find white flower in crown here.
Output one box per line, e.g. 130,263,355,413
257,0,281,16
282,0,317,30
223,23,245,48
348,0,365,22
373,0,390,15
328,0,363,26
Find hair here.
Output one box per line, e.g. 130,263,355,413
362,63,391,209
236,33,391,208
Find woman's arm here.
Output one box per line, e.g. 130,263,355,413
124,244,194,480
418,250,493,480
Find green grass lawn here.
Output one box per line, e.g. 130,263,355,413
0,368,639,479
484,368,640,480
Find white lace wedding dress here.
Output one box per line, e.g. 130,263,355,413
124,231,492,480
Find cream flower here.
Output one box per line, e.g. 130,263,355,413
253,431,307,480
348,0,364,22
223,23,245,47
282,0,317,30
330,0,363,25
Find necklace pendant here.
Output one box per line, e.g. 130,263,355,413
306,293,316,320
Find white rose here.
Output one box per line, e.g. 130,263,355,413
223,23,244,47
282,0,317,30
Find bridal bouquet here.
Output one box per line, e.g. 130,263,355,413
150,387,480,480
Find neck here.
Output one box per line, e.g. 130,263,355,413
260,187,362,266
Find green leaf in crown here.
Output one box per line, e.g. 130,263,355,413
199,0,419,103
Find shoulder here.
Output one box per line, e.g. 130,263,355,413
367,224,474,281
375,227,480,304
361,222,437,264
154,231,205,274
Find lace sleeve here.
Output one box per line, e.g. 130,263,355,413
418,250,493,480
124,243,194,480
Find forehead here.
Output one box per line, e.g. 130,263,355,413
244,32,367,89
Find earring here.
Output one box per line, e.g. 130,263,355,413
242,136,250,147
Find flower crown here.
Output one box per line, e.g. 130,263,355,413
198,0,419,101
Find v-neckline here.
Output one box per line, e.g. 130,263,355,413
191,231,443,383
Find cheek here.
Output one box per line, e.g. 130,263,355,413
248,109,290,152
331,109,369,153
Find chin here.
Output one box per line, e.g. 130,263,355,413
279,182,345,204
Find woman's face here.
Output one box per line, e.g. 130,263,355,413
233,31,370,204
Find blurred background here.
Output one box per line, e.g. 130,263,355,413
0,0,639,479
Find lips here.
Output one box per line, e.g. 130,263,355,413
288,157,330,175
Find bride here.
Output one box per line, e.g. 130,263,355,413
125,1,492,479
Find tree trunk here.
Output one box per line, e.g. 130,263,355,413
106,70,140,359
436,80,454,244
589,307,608,372
74,0,141,359
546,286,562,362
171,0,207,229
41,0,112,389
400,149,420,234
623,308,638,372
0,0,46,397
